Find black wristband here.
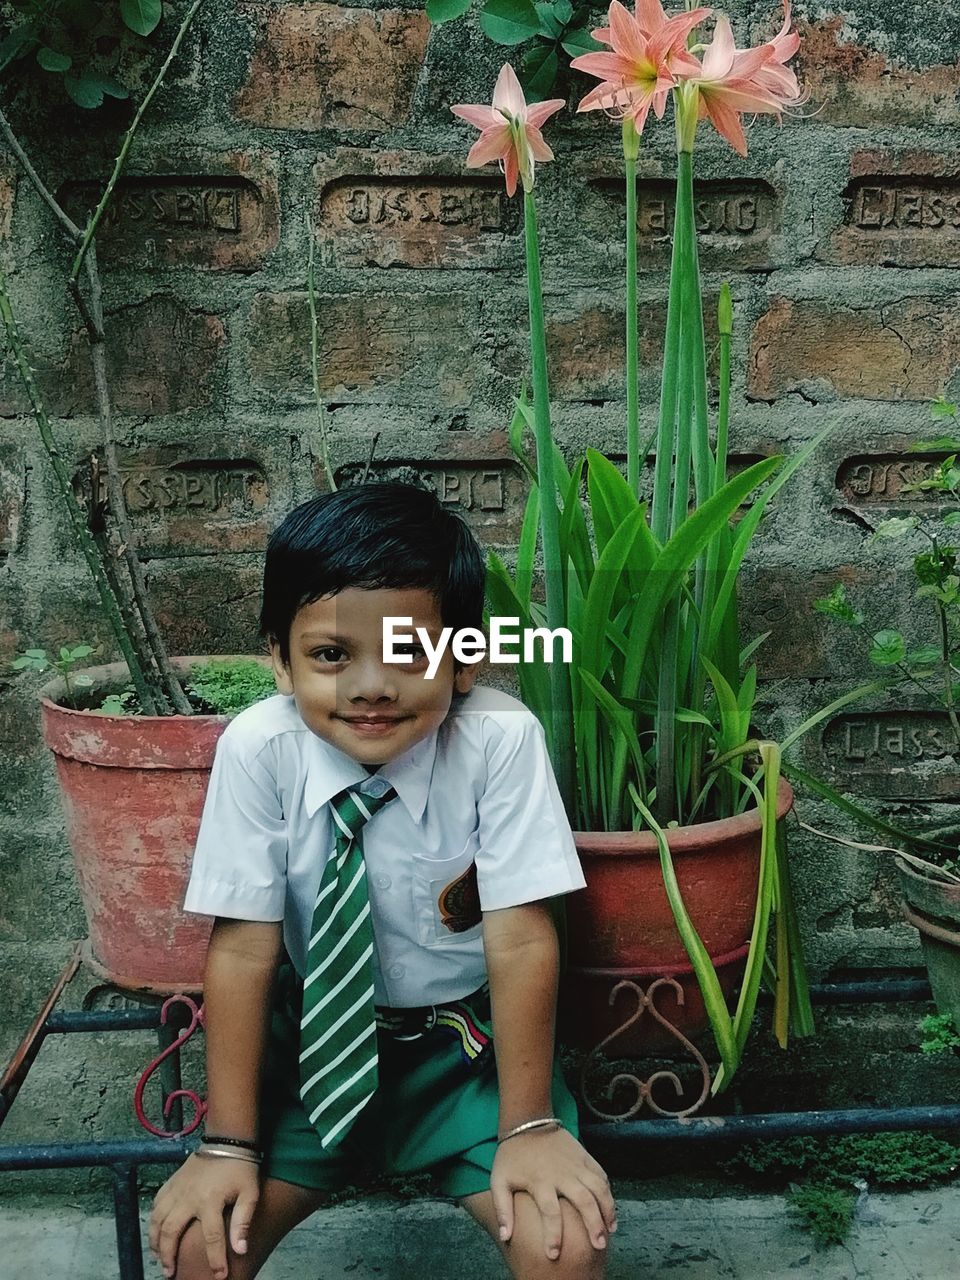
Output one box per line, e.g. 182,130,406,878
201,1133,260,1152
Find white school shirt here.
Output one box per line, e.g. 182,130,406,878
183,684,586,1007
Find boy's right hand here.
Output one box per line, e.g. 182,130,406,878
149,1152,260,1280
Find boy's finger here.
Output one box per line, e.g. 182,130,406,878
158,1212,193,1277
581,1169,618,1231
490,1178,514,1243
563,1181,608,1250
534,1188,563,1260
229,1186,260,1255
200,1208,230,1280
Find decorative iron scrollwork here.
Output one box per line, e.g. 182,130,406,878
134,995,207,1138
579,978,711,1121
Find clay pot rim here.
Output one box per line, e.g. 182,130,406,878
894,853,960,892
573,777,794,855
38,654,270,723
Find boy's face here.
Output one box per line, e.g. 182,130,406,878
270,586,477,767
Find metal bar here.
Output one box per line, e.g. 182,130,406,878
0,1139,191,1171
112,1164,145,1280
584,1104,960,1148
0,945,82,1126
46,1008,193,1034
156,1021,184,1135
796,979,931,1006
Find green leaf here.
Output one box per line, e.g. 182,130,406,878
871,516,921,540
535,1,562,37
120,0,162,37
480,0,540,45
929,398,958,422
560,25,602,56
63,73,105,108
908,645,942,668
944,512,960,527
69,644,94,659
812,582,863,626
427,0,473,21
0,21,39,73
870,629,906,667
98,693,130,716
522,39,559,97
23,648,48,659
554,0,573,22
911,435,960,451
781,759,957,854
36,45,71,72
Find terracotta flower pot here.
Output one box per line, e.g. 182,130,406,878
896,855,960,1029
560,779,794,1054
40,657,264,995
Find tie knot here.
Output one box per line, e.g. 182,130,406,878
330,784,397,840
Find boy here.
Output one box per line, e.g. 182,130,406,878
149,483,615,1280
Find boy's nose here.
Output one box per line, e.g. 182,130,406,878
344,660,398,703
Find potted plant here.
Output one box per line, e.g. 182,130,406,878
0,1,284,992
809,400,960,1034
450,4,825,1098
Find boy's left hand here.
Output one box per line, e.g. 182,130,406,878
490,1125,616,1260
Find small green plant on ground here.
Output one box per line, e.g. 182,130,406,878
787,1185,855,1247
724,1131,960,1246
920,1012,960,1055
184,659,276,716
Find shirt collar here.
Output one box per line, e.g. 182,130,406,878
303,728,437,824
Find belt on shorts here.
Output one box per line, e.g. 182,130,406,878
374,985,493,1065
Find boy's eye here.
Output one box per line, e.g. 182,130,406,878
312,647,346,664
390,644,426,661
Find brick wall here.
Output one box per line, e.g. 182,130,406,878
2,0,960,1158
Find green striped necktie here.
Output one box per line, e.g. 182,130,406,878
299,783,397,1149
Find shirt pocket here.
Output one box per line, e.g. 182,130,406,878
412,834,484,948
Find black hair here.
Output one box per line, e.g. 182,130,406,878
260,482,486,663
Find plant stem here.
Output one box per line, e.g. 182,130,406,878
86,245,187,713
69,0,205,285
523,187,574,812
649,185,684,543
306,212,336,493
0,106,82,240
623,118,640,496
0,268,158,713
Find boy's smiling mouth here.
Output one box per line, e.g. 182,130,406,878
338,713,411,734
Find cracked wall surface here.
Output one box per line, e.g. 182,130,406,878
2,0,960,1178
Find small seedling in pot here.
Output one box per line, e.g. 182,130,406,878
11,644,96,710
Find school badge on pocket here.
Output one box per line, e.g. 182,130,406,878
438,861,481,933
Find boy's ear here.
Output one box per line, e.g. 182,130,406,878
269,640,294,695
454,661,480,696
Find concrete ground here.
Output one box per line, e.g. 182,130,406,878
3,1186,960,1280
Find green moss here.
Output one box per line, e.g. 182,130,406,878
725,1131,960,1247
724,1131,960,1187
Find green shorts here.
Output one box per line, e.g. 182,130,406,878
259,964,580,1200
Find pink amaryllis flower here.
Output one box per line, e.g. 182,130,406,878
450,64,564,197
690,4,805,155
571,0,710,132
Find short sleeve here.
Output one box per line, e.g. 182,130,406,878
474,710,586,911
183,724,288,921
